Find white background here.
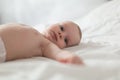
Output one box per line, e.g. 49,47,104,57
0,0,109,25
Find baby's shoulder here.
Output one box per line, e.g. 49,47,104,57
0,23,41,35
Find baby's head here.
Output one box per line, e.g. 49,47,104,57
43,21,82,48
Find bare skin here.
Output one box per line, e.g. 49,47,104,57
0,22,83,65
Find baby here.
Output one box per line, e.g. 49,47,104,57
0,21,83,65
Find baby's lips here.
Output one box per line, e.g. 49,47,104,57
53,31,58,41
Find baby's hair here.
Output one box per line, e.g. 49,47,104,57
72,22,82,44
77,25,82,43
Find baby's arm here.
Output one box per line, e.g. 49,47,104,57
42,41,84,65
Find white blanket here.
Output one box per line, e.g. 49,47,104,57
0,0,120,80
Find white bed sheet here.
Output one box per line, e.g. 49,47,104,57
0,57,120,80
0,0,120,80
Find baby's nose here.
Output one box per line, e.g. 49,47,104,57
58,32,65,39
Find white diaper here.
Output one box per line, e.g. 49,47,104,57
0,37,6,62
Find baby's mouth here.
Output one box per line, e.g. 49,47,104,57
51,31,57,42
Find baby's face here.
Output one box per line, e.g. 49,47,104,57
43,21,81,48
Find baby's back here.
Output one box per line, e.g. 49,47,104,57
0,24,44,61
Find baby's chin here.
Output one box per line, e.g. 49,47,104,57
45,36,61,47
43,31,63,48
45,34,56,44
44,32,55,43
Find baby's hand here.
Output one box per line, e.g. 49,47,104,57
55,51,84,65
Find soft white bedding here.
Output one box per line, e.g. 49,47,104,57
0,0,120,80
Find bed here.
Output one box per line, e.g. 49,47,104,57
0,0,120,80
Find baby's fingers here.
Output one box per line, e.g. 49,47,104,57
58,55,84,65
